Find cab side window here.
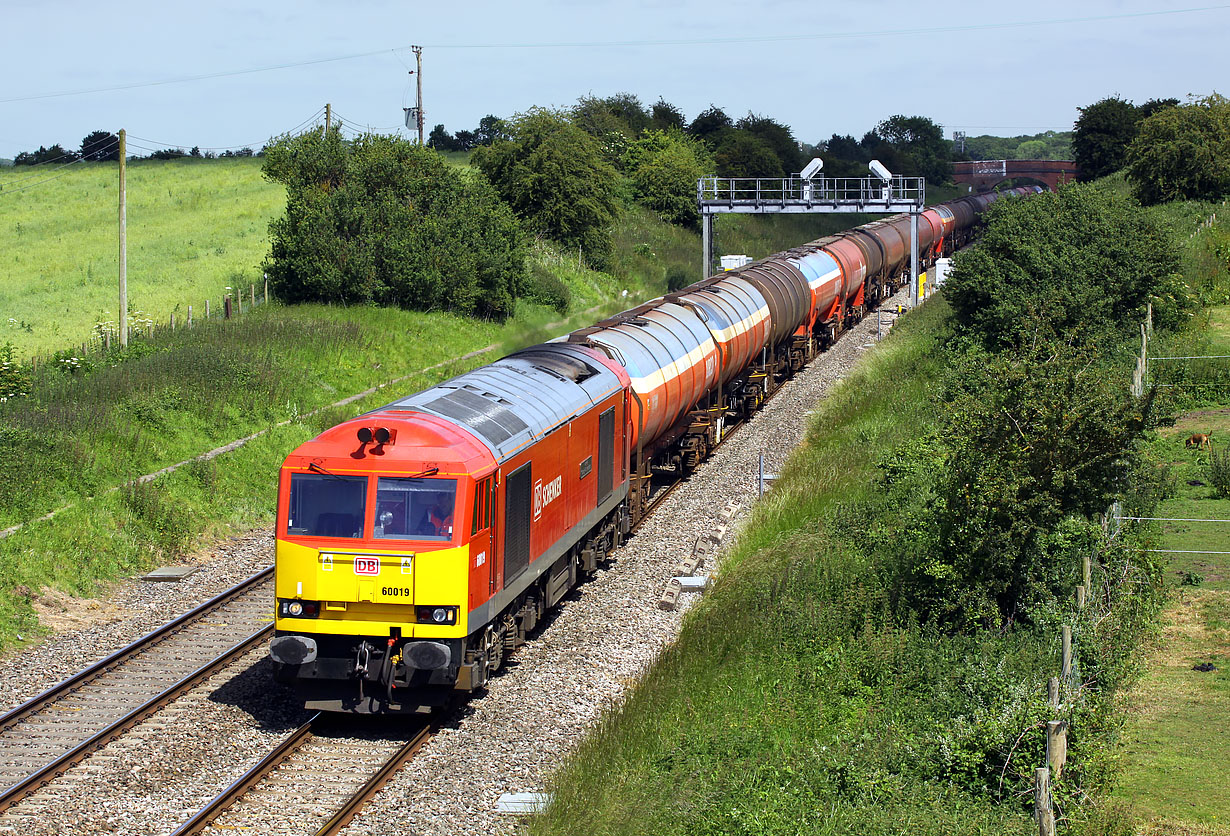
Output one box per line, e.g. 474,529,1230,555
471,477,493,537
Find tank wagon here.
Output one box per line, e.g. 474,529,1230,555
270,186,1040,713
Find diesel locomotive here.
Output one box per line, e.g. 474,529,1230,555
269,186,1040,713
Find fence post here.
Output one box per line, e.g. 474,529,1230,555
170,313,175,331
224,297,232,319
1048,677,1060,709
1076,585,1086,609
188,305,193,327
206,299,210,320
250,284,255,308
1061,625,1072,681
1035,767,1055,836
1083,553,1092,591
264,278,269,305
1046,720,1068,780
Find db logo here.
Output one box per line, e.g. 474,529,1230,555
353,556,380,576
533,475,562,521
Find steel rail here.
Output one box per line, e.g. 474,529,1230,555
314,725,433,836
0,565,273,732
167,715,320,836
0,624,273,813
168,718,431,836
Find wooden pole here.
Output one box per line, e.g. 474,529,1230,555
170,313,175,330
324,102,331,134
1035,767,1055,836
1076,585,1086,609
1048,677,1059,709
1046,720,1067,780
1083,553,1092,591
188,305,192,326
250,284,255,307
1061,625,1072,681
264,278,268,305
413,46,424,145
205,299,210,320
118,129,128,347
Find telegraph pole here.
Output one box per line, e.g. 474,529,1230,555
118,128,128,347
324,102,332,134
412,45,424,144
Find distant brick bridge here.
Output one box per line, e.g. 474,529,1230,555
952,159,1079,191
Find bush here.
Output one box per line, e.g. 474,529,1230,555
622,129,711,228
1126,93,1230,205
944,183,1185,351
524,264,571,314
263,130,526,319
1206,446,1230,497
471,108,620,267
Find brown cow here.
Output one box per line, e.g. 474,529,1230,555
1186,433,1212,450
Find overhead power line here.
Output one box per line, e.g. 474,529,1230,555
1,4,1226,104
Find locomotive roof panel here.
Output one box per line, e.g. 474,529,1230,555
387,343,624,461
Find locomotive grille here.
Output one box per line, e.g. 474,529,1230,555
423,388,529,446
598,407,614,504
504,463,532,582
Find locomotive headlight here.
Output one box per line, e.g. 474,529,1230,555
288,601,304,616
416,605,457,625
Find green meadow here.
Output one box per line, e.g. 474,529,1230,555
0,157,283,358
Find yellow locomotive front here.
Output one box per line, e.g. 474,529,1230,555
270,413,496,714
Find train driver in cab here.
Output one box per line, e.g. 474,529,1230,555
422,493,453,538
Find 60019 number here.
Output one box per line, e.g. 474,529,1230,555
381,586,411,597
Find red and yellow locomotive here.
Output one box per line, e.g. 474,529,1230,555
271,343,631,713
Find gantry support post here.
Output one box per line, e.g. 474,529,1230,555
701,213,713,281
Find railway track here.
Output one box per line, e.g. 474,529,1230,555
171,714,430,835
0,566,274,813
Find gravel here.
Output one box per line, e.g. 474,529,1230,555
0,290,908,836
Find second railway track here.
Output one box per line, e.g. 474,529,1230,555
0,566,275,813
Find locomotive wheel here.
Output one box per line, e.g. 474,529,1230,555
483,625,503,673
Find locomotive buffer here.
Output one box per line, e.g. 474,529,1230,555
697,161,927,306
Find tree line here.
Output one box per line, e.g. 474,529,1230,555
8,130,259,165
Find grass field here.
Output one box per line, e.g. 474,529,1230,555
1112,305,1230,835
0,157,283,358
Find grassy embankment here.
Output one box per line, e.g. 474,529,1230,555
0,154,865,650
1111,199,1230,835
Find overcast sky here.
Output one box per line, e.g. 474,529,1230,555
1,0,1226,160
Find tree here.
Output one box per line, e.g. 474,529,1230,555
914,342,1149,627
944,182,1185,352
713,130,783,178
263,129,526,319
622,129,712,227
1073,96,1141,180
80,131,119,161
687,105,733,146
475,115,509,146
1126,93,1230,205
736,113,803,174
428,124,459,151
453,130,478,151
651,98,686,131
868,114,951,184
471,108,620,265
